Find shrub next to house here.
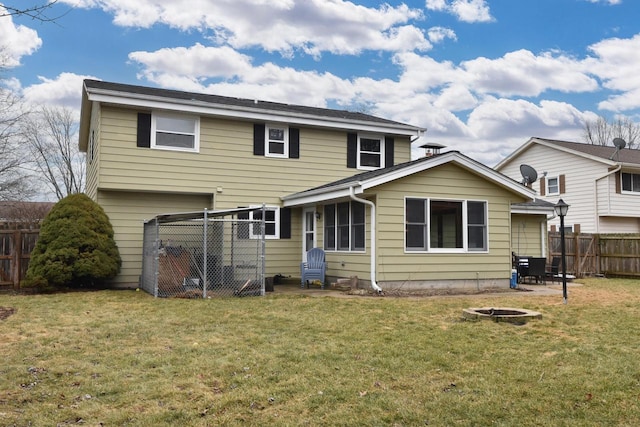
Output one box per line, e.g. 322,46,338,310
23,194,121,289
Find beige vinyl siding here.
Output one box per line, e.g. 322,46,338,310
605,172,640,221
511,213,546,257
97,190,213,286
84,101,101,199
97,107,412,200
374,163,527,282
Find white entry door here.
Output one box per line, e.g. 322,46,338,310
302,207,317,262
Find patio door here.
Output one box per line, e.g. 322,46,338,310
302,207,317,262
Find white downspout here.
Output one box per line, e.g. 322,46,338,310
350,186,383,294
594,164,621,234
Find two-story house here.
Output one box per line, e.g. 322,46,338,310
79,80,548,292
496,137,640,234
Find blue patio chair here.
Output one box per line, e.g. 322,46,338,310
300,248,326,289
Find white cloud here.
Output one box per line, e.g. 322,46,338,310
461,49,598,97
0,6,42,67
586,34,640,112
21,73,98,112
427,26,456,44
62,0,429,56
426,0,493,23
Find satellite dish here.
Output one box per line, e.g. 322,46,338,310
609,138,627,160
520,164,538,186
613,138,626,150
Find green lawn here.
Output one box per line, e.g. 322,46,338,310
1,278,640,426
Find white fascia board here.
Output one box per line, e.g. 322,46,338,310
86,90,423,138
494,137,536,170
511,206,555,215
360,152,535,199
282,186,362,207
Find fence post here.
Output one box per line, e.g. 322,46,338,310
12,230,20,289
574,232,581,277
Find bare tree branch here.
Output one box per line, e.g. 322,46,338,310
583,115,640,149
21,106,85,200
0,1,63,23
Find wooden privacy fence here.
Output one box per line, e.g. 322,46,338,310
0,229,40,289
548,232,640,278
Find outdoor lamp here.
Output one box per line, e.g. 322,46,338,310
554,199,569,217
554,199,570,304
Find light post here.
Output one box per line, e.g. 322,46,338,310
554,199,570,304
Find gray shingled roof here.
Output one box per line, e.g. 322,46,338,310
84,79,420,129
535,137,640,164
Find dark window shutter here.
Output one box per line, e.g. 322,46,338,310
540,177,546,196
137,113,151,148
280,208,291,239
347,133,357,168
237,210,249,239
559,174,566,194
384,136,394,167
616,171,621,194
289,128,299,159
253,124,265,156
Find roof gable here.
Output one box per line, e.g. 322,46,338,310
282,151,535,206
496,137,640,171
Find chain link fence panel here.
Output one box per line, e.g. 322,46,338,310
141,208,266,298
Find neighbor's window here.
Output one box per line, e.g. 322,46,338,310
266,125,289,157
546,176,559,195
152,113,199,152
324,201,365,251
622,172,640,193
405,198,488,252
358,134,384,169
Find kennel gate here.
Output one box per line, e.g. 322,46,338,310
141,207,266,298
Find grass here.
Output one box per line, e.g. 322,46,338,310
1,278,640,426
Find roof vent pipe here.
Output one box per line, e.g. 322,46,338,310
349,186,383,294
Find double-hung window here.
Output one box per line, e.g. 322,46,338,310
622,172,640,193
324,201,365,251
266,125,289,157
239,206,280,239
546,176,559,195
152,113,199,152
358,134,384,169
405,198,488,252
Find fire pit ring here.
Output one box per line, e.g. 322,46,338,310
462,307,542,323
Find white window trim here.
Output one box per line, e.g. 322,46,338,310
324,202,366,253
546,176,560,196
621,172,640,195
265,124,289,158
403,197,489,254
249,205,280,239
357,133,385,170
151,112,200,153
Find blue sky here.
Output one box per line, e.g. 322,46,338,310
2,0,639,166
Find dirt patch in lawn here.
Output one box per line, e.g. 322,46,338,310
0,306,16,320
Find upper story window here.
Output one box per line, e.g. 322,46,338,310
358,135,385,169
405,198,488,253
266,125,289,158
151,113,199,152
622,172,640,193
546,176,559,195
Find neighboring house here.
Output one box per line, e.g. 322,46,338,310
496,137,640,234
78,80,546,291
